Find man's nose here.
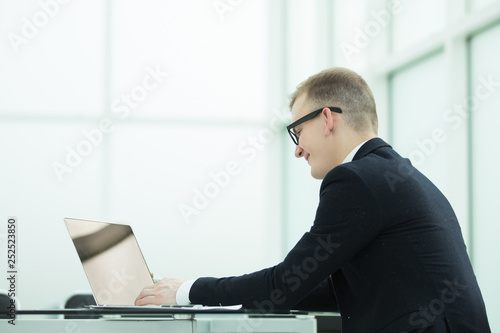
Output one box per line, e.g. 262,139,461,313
295,145,304,158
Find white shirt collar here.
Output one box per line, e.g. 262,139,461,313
342,139,371,164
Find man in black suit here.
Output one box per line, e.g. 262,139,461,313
136,67,490,332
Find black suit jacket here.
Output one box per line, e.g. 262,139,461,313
190,138,490,333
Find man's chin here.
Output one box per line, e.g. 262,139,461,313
311,168,326,180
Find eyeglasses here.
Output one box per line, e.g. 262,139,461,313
286,107,342,145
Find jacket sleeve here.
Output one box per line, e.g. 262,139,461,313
292,276,338,312
189,165,385,310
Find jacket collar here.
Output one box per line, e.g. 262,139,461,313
352,137,392,161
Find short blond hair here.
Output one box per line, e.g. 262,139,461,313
289,67,378,134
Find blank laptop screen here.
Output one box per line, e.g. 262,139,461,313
65,218,154,305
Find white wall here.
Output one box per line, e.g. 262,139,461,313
0,0,282,309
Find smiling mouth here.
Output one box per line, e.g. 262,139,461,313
305,153,310,162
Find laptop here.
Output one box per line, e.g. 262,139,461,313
64,217,156,306
65,217,242,311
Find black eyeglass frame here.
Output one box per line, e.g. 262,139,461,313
286,107,342,145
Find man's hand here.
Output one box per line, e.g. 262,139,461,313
135,277,185,306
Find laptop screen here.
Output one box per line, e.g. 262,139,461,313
65,218,154,305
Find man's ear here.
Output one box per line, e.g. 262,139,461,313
322,107,336,136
